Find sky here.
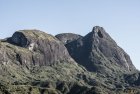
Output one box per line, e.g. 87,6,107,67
0,0,140,70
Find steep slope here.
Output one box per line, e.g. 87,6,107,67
57,26,140,93
65,26,136,73
5,30,72,66
0,30,103,94
0,28,140,94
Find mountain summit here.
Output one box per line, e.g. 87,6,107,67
65,26,136,73
0,26,140,94
6,30,73,66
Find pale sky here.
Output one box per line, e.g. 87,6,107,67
0,0,140,70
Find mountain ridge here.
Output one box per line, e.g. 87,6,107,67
0,26,140,94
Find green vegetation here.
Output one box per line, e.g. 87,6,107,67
0,29,140,94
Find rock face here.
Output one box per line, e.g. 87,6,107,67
0,27,140,94
5,30,72,67
66,26,136,74
55,33,83,44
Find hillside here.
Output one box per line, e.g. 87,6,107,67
0,26,140,94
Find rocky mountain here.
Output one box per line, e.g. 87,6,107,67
64,26,136,73
0,26,140,94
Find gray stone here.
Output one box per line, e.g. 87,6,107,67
55,33,83,44
66,26,136,74
5,30,73,66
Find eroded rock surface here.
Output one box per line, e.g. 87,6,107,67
4,30,72,67
66,26,136,73
55,33,83,44
0,27,140,94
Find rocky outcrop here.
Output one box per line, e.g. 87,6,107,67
0,27,140,94
55,33,83,44
3,30,73,67
66,26,136,74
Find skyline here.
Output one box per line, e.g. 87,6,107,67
0,0,140,69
